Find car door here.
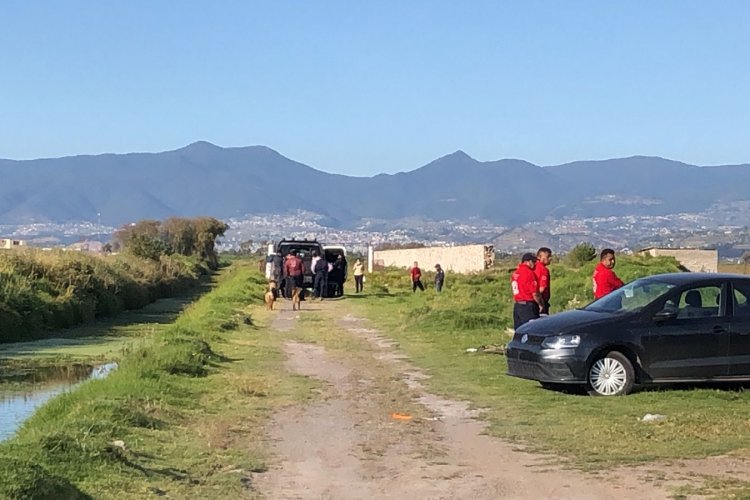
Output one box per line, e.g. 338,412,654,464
642,282,731,380
729,280,750,376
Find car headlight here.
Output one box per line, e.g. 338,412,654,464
541,334,581,349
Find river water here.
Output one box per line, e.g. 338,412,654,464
0,362,118,441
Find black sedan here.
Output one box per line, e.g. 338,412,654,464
506,273,750,396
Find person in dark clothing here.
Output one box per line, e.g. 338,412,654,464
312,250,328,300
434,264,445,292
331,254,346,296
271,250,283,298
410,261,424,292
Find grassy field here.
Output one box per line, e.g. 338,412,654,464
0,261,310,499
5,255,750,498
349,256,750,476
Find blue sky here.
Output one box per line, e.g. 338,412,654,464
1,1,748,176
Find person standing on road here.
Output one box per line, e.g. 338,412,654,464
592,248,625,299
311,250,327,300
410,261,425,292
434,264,445,292
331,254,346,296
511,253,544,329
535,247,552,315
284,250,305,299
353,259,365,293
271,250,284,298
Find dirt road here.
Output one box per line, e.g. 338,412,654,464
253,299,747,499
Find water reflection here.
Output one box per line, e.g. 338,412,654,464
0,362,118,441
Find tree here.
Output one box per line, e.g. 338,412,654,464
193,217,229,269
162,217,196,256
128,233,171,260
742,251,750,274
113,216,228,268
567,242,597,266
114,220,161,250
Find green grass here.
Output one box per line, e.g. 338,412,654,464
350,257,750,471
0,261,312,499
6,255,750,498
0,248,210,343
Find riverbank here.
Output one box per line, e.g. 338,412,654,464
0,261,302,498
0,248,209,343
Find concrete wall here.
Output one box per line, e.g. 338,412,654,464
372,244,494,274
0,239,25,250
639,248,718,273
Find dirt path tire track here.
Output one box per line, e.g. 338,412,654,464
252,299,746,499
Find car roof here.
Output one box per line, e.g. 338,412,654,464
642,272,750,285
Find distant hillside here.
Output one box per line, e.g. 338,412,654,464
2,142,750,227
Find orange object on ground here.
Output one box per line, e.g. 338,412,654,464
390,412,413,420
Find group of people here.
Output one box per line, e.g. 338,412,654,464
409,261,445,293
511,247,624,329
267,250,354,300
309,251,347,300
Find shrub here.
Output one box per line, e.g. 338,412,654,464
0,249,204,342
566,242,597,267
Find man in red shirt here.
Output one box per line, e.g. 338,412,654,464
534,247,552,315
410,261,425,292
284,250,305,299
511,253,544,329
592,248,625,299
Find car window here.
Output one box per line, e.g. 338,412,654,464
732,282,750,317
673,286,722,319
585,278,674,313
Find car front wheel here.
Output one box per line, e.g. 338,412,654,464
587,351,634,396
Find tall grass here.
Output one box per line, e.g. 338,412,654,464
0,249,209,342
0,262,268,498
365,254,683,335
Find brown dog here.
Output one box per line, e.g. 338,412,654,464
291,287,301,311
264,280,277,310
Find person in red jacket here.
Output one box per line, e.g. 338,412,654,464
511,253,544,329
534,247,552,315
410,261,425,292
284,250,305,299
592,248,625,299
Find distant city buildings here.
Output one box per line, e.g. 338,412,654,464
3,205,750,261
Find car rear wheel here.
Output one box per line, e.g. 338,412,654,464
587,351,634,396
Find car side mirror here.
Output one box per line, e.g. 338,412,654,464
653,309,677,322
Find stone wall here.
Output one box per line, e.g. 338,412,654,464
372,244,494,274
639,248,718,273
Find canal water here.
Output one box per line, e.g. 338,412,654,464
0,362,118,441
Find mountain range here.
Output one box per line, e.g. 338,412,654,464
2,141,750,228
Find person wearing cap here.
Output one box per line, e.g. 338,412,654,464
592,248,624,299
434,263,445,292
511,253,544,329
535,247,552,315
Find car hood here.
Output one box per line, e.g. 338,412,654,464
517,308,625,336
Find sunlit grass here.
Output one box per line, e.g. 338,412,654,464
351,257,750,472
0,261,312,499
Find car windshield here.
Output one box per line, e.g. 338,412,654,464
584,278,675,314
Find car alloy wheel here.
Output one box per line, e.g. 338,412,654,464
587,351,634,396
